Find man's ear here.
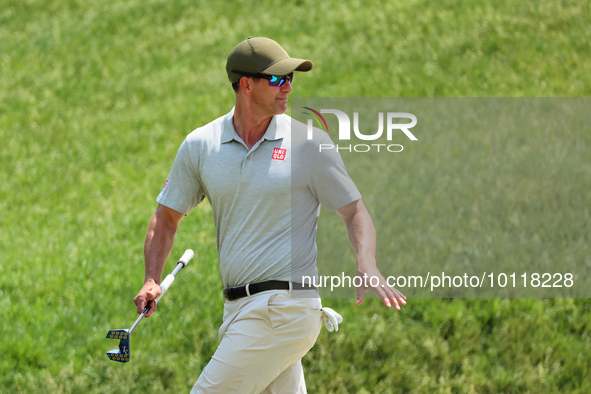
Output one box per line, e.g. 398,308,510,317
239,77,253,96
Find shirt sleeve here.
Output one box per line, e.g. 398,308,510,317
308,134,362,211
156,138,205,215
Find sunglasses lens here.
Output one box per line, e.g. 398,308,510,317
267,74,293,87
268,75,282,87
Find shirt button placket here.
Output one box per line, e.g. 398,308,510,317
241,151,251,175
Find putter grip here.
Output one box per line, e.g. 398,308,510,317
179,249,195,267
156,274,175,301
153,249,194,304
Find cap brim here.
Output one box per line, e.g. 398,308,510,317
262,57,313,75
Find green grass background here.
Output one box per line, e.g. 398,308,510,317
1,0,590,392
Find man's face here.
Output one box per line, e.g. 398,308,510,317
249,75,293,117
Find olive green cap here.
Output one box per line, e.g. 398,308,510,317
226,37,313,83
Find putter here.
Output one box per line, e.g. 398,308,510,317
106,249,195,363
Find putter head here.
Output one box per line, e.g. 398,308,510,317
106,329,130,363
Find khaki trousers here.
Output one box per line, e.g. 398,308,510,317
191,290,323,394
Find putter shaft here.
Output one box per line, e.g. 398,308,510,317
129,304,151,334
106,249,195,363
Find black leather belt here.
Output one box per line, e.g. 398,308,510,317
223,281,316,301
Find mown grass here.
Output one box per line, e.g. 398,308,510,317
1,0,590,392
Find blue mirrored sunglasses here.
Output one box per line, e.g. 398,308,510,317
233,71,294,87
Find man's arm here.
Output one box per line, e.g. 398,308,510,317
133,204,185,317
336,199,407,310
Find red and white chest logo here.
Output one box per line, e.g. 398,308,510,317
272,147,287,161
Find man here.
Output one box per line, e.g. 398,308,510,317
133,37,406,393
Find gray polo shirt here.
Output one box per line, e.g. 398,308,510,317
157,108,361,287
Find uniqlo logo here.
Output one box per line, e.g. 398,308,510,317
272,147,286,161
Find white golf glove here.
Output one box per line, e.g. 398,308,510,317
320,307,343,332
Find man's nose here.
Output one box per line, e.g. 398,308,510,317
280,79,292,94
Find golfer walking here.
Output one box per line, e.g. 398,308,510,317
134,37,406,393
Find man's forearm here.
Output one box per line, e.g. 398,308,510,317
338,200,378,270
337,199,407,308
143,212,179,284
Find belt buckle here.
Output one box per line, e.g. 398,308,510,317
223,288,233,301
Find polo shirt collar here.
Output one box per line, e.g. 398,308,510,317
262,115,284,141
221,108,236,143
222,107,284,144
